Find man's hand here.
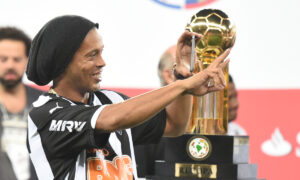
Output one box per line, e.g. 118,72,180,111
184,49,230,96
175,31,202,77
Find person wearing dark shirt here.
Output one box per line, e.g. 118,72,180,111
26,15,230,179
0,27,41,180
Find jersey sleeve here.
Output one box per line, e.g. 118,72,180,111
99,90,167,146
131,109,167,145
28,96,109,158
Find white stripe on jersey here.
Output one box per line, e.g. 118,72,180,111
101,91,124,159
109,132,122,156
101,90,125,103
93,94,102,105
32,95,51,108
100,90,139,179
90,105,108,129
127,128,138,179
74,150,86,180
91,90,121,129
64,173,69,180
28,115,54,179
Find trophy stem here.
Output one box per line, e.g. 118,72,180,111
186,65,229,135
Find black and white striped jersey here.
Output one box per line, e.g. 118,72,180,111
27,90,166,180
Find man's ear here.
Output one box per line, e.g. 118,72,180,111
162,69,176,85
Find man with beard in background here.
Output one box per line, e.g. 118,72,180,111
0,27,41,180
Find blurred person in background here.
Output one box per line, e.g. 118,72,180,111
134,45,246,177
0,27,41,180
227,75,247,136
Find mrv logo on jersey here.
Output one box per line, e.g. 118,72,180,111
49,120,86,132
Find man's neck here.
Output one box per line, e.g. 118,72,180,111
53,85,90,104
0,83,27,114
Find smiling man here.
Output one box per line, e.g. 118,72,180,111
26,15,230,180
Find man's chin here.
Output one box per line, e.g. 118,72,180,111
86,84,100,92
93,83,101,90
0,78,22,89
228,114,237,123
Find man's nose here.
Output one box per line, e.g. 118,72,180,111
96,56,106,67
5,58,16,68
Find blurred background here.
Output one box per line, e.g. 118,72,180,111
1,0,299,179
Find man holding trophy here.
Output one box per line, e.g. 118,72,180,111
26,14,229,179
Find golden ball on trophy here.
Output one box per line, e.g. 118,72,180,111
186,9,236,64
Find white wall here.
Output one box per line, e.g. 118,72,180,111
1,0,299,89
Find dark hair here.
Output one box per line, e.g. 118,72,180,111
0,27,31,56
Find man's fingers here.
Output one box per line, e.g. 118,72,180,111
218,69,226,86
205,69,225,90
195,35,202,45
218,48,231,62
197,60,204,71
185,31,202,40
207,85,224,93
177,31,189,44
220,58,230,69
191,50,198,72
177,31,202,44
192,32,202,41
213,74,222,88
212,48,231,66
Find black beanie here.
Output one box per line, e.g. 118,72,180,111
26,15,98,85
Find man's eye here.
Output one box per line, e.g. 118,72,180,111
0,56,7,62
90,51,98,57
14,58,22,62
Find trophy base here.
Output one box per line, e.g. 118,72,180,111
147,134,265,180
152,161,257,179
146,176,266,180
164,134,249,163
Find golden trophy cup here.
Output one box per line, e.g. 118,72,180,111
148,9,263,180
185,9,236,135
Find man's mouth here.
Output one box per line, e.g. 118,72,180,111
4,73,18,80
92,72,102,81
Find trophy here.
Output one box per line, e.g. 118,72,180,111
148,9,264,180
185,9,236,135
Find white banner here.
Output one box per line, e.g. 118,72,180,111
1,0,299,89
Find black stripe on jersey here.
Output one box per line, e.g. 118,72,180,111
67,162,76,180
94,91,113,105
27,130,31,153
